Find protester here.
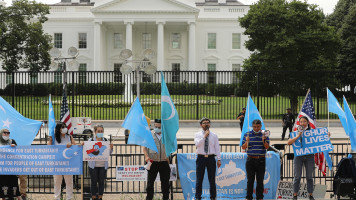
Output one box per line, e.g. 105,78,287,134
237,108,246,132
0,128,22,200
241,119,270,200
48,123,76,200
87,125,113,200
143,119,170,200
281,108,295,140
194,117,221,200
287,116,314,200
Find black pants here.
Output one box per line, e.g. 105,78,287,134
240,122,244,132
282,123,293,140
246,157,266,200
146,161,170,200
195,155,216,200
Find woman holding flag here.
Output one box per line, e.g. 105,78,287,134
287,116,315,200
48,123,76,200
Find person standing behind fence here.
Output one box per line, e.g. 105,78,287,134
48,123,76,200
0,128,22,200
87,125,113,200
287,116,315,200
194,117,221,200
237,108,246,132
143,119,171,200
281,108,295,140
241,119,270,200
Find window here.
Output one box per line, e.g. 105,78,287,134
78,63,87,83
54,67,62,83
172,63,180,82
78,33,87,49
30,72,38,84
114,63,122,82
80,0,90,2
232,64,241,83
143,33,152,49
114,33,124,49
207,64,216,83
207,33,216,49
171,33,181,49
6,73,12,85
54,33,62,49
232,33,241,49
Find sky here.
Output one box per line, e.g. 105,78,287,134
3,0,339,15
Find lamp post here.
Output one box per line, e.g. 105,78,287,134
49,47,80,95
119,48,157,100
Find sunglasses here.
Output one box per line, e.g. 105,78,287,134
3,132,10,135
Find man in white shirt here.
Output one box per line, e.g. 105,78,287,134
194,117,221,200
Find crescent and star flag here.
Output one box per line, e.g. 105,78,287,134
161,71,179,157
327,88,348,135
122,97,158,152
60,88,73,135
0,96,42,146
239,94,265,146
343,96,356,151
293,91,331,175
48,94,56,144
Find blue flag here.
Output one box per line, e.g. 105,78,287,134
240,94,265,146
0,96,42,146
161,72,179,157
122,97,158,152
343,96,356,151
327,88,348,135
48,95,56,144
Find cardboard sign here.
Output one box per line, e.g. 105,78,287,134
276,181,327,199
83,141,110,161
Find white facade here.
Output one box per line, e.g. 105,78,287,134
42,0,251,72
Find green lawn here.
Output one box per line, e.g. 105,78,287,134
1,95,355,121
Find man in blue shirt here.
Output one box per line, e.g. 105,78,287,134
242,119,270,200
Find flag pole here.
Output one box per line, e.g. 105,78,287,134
327,88,330,129
343,95,351,154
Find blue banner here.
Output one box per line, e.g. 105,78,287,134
0,145,83,175
290,127,333,156
177,152,280,199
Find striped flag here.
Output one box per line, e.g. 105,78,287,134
60,88,73,135
293,91,326,176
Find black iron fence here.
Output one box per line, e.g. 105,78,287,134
0,70,355,120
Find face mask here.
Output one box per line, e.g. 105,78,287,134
154,128,161,133
2,136,9,141
61,128,68,134
253,130,260,134
96,133,104,138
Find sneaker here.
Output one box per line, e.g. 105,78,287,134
309,196,315,200
293,196,297,200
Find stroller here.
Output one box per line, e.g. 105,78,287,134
333,158,356,199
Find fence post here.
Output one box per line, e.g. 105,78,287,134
196,72,199,120
11,71,15,107
72,72,75,117
256,71,259,110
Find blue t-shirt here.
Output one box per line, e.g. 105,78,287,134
242,130,270,156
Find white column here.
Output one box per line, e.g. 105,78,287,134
93,21,102,71
156,21,165,71
188,21,196,71
124,21,133,50
123,21,134,103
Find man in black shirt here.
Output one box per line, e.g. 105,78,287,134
237,108,246,132
281,108,295,140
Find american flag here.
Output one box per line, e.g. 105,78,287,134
60,88,73,135
293,91,326,176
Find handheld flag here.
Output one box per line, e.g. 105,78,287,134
239,94,265,146
161,72,179,157
327,88,348,135
122,97,158,152
60,88,73,135
343,96,356,151
0,97,42,145
48,94,56,144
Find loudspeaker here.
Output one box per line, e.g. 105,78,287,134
334,178,355,196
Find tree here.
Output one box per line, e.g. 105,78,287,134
326,0,356,99
0,0,51,73
238,0,340,112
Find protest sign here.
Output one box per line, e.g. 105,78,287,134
0,145,82,175
276,181,327,199
83,141,110,161
116,164,177,182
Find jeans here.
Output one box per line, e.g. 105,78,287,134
195,155,216,200
89,167,107,197
146,161,170,200
282,123,293,140
293,154,314,194
246,157,266,200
